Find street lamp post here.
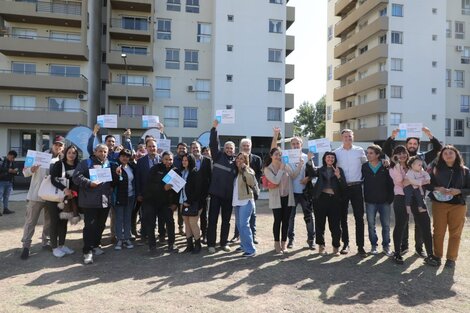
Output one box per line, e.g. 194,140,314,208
121,53,129,116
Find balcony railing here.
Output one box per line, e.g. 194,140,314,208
110,48,150,56
110,81,151,86
0,33,81,42
0,69,87,79
15,0,82,15
0,105,86,113
110,18,149,31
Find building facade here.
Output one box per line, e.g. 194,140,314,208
0,0,295,157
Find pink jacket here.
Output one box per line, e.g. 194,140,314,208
389,165,407,196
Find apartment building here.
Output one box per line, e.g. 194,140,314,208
0,0,295,157
326,0,470,164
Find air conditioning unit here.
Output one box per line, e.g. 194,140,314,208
456,45,464,52
467,117,470,128
78,93,88,101
187,85,194,92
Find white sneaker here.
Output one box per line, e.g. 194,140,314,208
93,247,105,255
370,246,379,255
53,247,65,258
208,247,216,254
221,245,232,252
83,252,93,264
124,240,134,249
60,246,75,255
383,247,393,257
114,240,122,251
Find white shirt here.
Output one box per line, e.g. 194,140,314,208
334,145,367,183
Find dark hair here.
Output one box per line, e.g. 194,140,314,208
436,145,464,170
367,144,382,155
264,147,281,167
162,151,173,158
61,145,79,166
322,151,337,167
145,138,156,147
7,150,17,158
406,156,422,169
390,145,409,167
104,135,115,142
405,137,420,145
181,153,195,171
177,142,188,149
119,149,132,157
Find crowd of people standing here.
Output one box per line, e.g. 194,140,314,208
3,121,468,269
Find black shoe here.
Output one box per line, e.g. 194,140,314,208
424,255,439,267
340,245,350,255
400,248,409,256
434,257,442,266
184,237,194,253
201,237,207,245
253,238,259,245
192,239,202,254
167,245,179,253
229,236,239,243
42,244,52,252
444,259,455,268
287,239,294,249
3,208,14,214
307,240,316,250
357,247,368,257
415,250,427,258
393,253,404,264
20,248,29,260
158,236,166,244
148,244,157,252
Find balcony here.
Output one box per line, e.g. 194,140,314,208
286,6,295,30
0,0,84,28
334,16,389,59
109,18,152,42
285,122,294,138
106,82,153,100
0,70,88,93
0,106,87,126
334,44,388,80
332,126,387,141
0,34,88,60
285,64,295,84
107,50,153,71
286,35,295,57
333,71,387,101
335,0,388,37
333,99,387,123
285,93,294,111
335,0,356,17
110,0,152,12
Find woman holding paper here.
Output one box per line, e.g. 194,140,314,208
264,147,296,254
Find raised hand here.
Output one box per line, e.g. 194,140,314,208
332,165,341,179
391,128,399,139
93,124,100,136
422,127,433,139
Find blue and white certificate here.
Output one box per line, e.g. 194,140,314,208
162,169,186,193
24,150,53,169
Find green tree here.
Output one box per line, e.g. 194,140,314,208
293,96,326,139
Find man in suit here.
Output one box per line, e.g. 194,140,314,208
190,141,212,244
135,139,164,241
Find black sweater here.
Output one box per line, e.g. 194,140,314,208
361,162,394,204
143,163,179,207
50,160,78,192
111,162,136,206
428,166,470,205
305,161,347,200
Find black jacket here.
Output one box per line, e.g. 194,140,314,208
428,166,470,205
143,163,179,207
50,160,78,192
111,162,136,206
305,161,347,200
249,153,263,183
0,157,15,182
183,168,204,204
383,136,442,166
361,162,394,204
195,155,212,198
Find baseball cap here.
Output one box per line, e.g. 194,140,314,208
54,136,65,145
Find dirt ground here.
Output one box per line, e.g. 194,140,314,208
0,199,469,313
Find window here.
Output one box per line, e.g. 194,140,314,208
392,4,403,17
378,114,386,126
379,7,387,16
379,61,386,72
269,49,282,62
359,45,368,54
48,98,80,112
445,118,451,136
379,34,387,44
432,61,437,67
11,96,36,111
119,104,145,117
157,19,171,40
184,50,199,70
390,113,401,125
455,22,465,40
227,15,234,22
357,119,366,129
227,45,233,52
268,78,282,92
186,0,199,13
391,31,403,44
121,16,148,31
50,64,80,77
454,119,464,137
121,46,147,55
155,77,171,99
269,0,282,3
195,79,210,100
358,70,367,80
327,25,333,41
432,8,437,14
226,74,233,82
446,69,452,87
11,62,36,75
327,65,333,81
267,107,281,121
197,23,211,43
269,20,282,33
462,47,470,64
183,107,198,127
165,48,180,69
164,106,179,127
167,0,181,11
357,94,367,105
461,95,470,112
12,28,37,39
49,31,80,42
446,20,452,38
327,106,332,120
119,74,147,85
455,70,464,88
379,88,386,99
391,58,403,71
431,88,437,94
432,34,438,41
391,86,403,98
464,0,470,14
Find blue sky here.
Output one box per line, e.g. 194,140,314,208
285,0,327,122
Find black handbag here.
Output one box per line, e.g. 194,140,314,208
182,201,199,216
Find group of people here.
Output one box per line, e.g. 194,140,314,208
8,121,469,268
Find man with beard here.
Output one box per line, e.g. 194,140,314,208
383,126,442,258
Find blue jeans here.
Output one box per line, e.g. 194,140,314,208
234,201,256,254
0,181,12,210
115,196,135,241
365,202,391,248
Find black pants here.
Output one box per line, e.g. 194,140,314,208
158,206,176,246
177,205,184,230
340,184,365,248
315,193,341,248
404,185,427,209
272,196,291,242
411,206,434,256
131,199,142,236
207,195,233,247
400,201,424,253
47,201,68,249
199,198,208,238
143,203,169,247
82,207,110,254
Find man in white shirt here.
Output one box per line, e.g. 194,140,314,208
334,129,367,257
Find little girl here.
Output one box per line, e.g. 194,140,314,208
404,156,430,214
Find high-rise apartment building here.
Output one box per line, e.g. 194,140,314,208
326,0,470,163
0,0,295,157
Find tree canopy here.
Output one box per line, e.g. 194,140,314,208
293,95,326,139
